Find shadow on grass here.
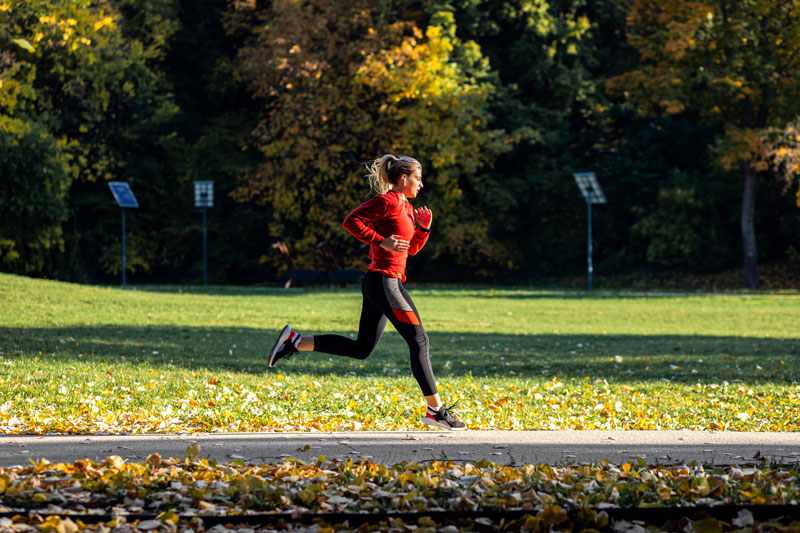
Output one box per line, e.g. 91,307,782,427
2,325,799,384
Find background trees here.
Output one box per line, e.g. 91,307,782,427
228,0,512,276
608,0,800,288
0,0,180,279
1,0,798,286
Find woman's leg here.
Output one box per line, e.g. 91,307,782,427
424,392,443,409
304,273,387,360
363,275,467,429
362,274,439,400
297,336,314,351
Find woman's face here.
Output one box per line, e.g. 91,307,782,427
401,167,423,199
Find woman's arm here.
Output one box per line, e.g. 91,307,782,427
342,195,390,246
408,206,432,255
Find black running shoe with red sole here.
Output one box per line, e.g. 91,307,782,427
422,403,467,430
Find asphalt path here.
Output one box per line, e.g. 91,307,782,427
2,431,800,468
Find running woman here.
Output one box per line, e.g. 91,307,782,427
268,154,466,430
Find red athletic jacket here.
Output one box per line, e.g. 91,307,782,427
343,190,430,281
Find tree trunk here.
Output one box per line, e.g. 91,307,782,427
741,162,758,289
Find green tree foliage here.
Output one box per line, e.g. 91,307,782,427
0,0,179,277
632,183,715,268
113,0,266,284
607,0,800,288
0,121,70,273
431,0,629,277
587,112,736,273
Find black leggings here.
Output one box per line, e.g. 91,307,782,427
314,270,438,396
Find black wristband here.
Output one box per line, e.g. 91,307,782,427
419,226,431,233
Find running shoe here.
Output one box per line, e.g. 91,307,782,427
422,402,467,430
268,324,299,367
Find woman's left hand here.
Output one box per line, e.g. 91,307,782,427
415,206,433,230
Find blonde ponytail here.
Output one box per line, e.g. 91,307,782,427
366,154,398,194
365,154,421,194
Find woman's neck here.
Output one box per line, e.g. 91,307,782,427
389,186,406,201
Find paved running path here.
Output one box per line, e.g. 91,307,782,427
2,431,800,468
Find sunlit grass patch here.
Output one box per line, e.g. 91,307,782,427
1,273,799,433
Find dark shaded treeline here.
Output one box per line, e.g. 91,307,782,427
1,0,798,285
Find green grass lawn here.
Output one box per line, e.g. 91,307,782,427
1,273,799,434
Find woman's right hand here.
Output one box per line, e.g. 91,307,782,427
381,235,410,252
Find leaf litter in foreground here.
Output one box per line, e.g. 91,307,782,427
1,447,800,531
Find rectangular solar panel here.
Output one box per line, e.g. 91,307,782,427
194,180,214,207
572,172,607,204
108,182,139,208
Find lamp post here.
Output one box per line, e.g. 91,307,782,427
572,172,607,291
194,181,214,286
108,182,139,286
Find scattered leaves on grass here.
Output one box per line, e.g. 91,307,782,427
1,371,799,434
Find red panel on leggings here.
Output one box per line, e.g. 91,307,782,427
392,308,420,325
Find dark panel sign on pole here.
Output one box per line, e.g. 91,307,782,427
194,181,214,286
108,182,139,286
573,172,607,291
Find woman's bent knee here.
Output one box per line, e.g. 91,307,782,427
352,344,375,360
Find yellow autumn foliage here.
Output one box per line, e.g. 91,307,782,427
230,1,512,272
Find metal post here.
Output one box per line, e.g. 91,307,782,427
572,173,605,292
202,205,207,286
194,180,213,286
108,182,138,286
122,209,127,286
587,198,592,292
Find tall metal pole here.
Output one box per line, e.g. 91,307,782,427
122,209,127,286
573,173,605,292
202,205,207,286
587,198,592,292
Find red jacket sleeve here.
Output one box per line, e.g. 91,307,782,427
343,195,389,246
408,228,430,255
